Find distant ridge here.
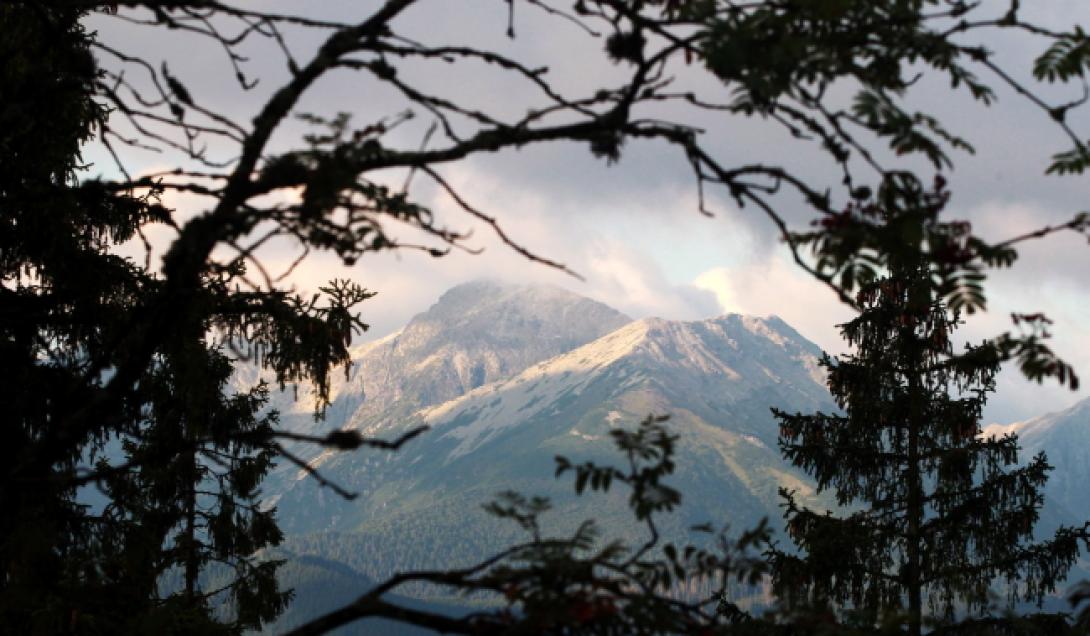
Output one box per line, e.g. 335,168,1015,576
259,282,1089,623
264,283,836,550
982,397,1090,532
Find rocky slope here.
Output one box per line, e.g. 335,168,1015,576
258,281,1089,620
257,280,632,531
983,397,1090,532
266,297,839,584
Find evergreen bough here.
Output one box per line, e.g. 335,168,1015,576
769,205,1090,635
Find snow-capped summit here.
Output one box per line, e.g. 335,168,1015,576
424,314,830,460
329,279,631,430
382,279,632,399
264,288,837,538
258,279,631,439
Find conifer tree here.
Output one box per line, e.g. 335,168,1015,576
6,2,1090,634
0,5,154,630
768,187,1090,635
0,5,340,633
95,341,291,633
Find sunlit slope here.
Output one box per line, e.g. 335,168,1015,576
268,300,838,586
256,279,632,532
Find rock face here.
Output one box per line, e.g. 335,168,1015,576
982,397,1090,532
421,314,830,463
341,279,633,423
238,280,630,416
260,280,633,531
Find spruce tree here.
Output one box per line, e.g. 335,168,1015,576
769,214,1089,634
95,341,290,633
0,4,147,630
0,6,309,633
6,2,1090,634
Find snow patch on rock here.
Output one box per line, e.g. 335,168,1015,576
426,320,654,459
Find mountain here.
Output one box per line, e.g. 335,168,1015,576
262,285,838,603
421,314,829,462
340,279,634,412
983,397,1090,532
978,397,1090,611
253,280,632,528
256,282,1089,626
240,279,630,425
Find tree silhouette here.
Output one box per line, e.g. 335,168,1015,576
768,182,1090,635
94,345,290,633
4,1,1090,633
0,5,304,632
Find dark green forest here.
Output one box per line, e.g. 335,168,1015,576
4,1,1090,634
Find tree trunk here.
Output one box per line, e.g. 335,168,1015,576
906,349,924,636
183,448,199,606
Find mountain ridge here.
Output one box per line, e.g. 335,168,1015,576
259,280,1089,622
264,282,837,549
983,396,1090,533
421,313,829,462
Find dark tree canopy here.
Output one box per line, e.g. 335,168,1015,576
0,5,295,633
769,192,1090,635
3,1,1090,634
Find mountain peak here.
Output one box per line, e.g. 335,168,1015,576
427,312,830,460
982,395,1090,441
296,280,632,436
402,280,631,352
428,278,510,308
421,279,627,322
266,293,840,540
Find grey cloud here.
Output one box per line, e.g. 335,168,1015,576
87,3,1090,424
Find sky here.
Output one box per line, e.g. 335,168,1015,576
83,1,1090,423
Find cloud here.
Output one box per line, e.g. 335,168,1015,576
964,199,1090,291
86,4,1090,426
948,200,1090,421
237,161,729,337
690,251,1089,424
692,257,855,354
580,241,721,320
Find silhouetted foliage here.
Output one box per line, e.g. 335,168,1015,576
0,5,298,633
4,1,1090,634
768,199,1090,635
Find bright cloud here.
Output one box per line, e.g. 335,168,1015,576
85,5,1090,426
692,258,855,354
